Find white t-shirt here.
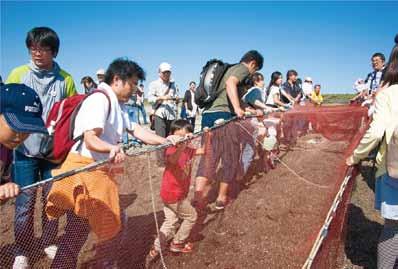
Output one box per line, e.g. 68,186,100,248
148,78,178,120
71,82,136,160
302,82,313,96
266,85,280,106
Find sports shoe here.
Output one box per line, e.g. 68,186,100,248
12,255,29,269
44,245,58,260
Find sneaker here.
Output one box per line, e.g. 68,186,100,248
214,200,227,211
169,242,193,253
44,245,58,260
12,255,29,269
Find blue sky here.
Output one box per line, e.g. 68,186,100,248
1,1,397,95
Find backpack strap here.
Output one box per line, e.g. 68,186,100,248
72,89,112,146
90,89,112,119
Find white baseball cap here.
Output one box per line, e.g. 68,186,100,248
96,68,105,76
304,77,312,82
159,62,172,72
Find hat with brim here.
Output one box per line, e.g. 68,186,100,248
1,83,47,134
159,62,172,73
3,112,47,134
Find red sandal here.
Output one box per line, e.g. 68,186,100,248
169,242,194,253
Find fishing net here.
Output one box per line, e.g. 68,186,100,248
0,104,369,268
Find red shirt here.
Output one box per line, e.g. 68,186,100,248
160,146,195,204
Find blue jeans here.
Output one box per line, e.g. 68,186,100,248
123,105,139,144
201,111,233,129
12,150,59,256
137,104,148,124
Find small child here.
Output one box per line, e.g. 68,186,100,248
147,119,203,263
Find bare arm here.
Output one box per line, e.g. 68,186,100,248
84,128,119,153
274,94,287,107
225,76,245,117
129,124,167,145
83,128,124,163
280,89,295,103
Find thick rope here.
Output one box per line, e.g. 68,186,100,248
146,152,168,269
235,120,332,189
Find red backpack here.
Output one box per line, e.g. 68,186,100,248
39,90,111,164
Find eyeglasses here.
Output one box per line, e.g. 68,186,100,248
30,47,52,54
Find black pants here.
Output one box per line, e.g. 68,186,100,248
187,117,196,129
154,116,173,166
51,211,90,269
154,116,173,138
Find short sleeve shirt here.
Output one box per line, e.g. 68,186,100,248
242,87,263,108
160,146,195,204
71,83,136,161
282,81,303,99
206,63,250,113
266,86,281,106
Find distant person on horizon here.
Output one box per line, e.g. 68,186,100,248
136,83,148,124
266,71,292,109
309,84,323,105
302,77,313,99
366,52,386,94
182,81,198,127
281,69,303,104
81,76,97,94
96,68,106,85
350,53,386,107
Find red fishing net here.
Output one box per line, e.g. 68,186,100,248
0,104,369,268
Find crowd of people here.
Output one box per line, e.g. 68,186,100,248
0,25,397,269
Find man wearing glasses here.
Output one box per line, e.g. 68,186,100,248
6,26,77,268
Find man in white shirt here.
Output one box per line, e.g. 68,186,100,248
47,58,180,269
302,77,313,98
96,68,106,85
148,62,178,137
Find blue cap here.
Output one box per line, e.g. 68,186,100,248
0,83,47,134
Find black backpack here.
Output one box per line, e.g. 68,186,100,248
194,59,233,108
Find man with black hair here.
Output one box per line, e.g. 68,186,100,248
196,50,263,211
45,58,180,268
6,26,77,268
281,70,303,104
365,52,386,94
